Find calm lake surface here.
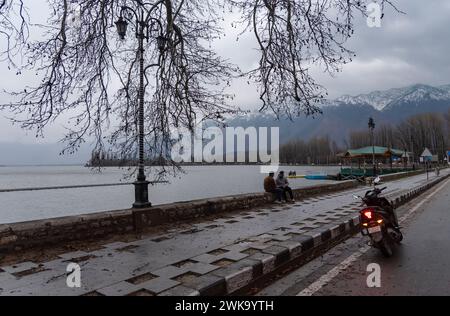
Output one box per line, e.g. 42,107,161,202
0,165,340,224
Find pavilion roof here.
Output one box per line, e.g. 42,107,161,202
338,146,408,159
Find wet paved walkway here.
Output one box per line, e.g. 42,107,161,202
0,171,447,296
257,175,450,296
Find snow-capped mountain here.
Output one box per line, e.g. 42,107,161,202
228,83,450,145
327,84,450,111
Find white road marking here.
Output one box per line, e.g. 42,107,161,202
297,177,450,296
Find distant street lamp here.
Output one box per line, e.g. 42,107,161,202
404,148,408,170
368,117,376,176
115,2,167,209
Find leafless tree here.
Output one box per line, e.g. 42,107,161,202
230,0,401,118
280,135,341,165
0,0,400,178
349,123,397,149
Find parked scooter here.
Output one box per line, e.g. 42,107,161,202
353,177,403,257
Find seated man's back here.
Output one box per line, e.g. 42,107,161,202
264,176,276,192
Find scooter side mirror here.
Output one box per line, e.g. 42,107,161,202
353,195,361,200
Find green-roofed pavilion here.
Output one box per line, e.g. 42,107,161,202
339,146,407,159
337,146,413,178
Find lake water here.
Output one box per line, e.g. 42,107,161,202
0,165,340,224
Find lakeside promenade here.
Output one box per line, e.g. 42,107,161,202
0,170,448,296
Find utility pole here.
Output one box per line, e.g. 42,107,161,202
368,117,376,177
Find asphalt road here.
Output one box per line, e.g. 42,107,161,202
257,177,450,296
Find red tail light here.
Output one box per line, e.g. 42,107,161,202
361,208,375,220
360,208,383,228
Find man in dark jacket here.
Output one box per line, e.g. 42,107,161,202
264,172,283,203
276,171,295,202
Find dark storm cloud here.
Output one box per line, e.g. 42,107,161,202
312,0,450,97
215,0,450,101
1,0,450,143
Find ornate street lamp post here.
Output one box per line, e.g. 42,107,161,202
368,117,376,177
115,2,166,209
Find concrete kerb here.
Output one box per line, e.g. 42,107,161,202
191,173,449,296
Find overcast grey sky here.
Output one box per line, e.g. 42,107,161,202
1,0,450,146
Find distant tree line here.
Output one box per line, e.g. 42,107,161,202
89,111,449,167
281,111,450,164
280,136,342,165
348,111,449,162
87,150,168,167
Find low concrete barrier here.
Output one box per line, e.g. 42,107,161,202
134,180,359,231
380,170,425,182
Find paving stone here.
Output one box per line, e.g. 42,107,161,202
130,239,158,248
188,262,220,275
102,242,130,249
222,251,249,262
266,229,290,236
96,281,140,296
245,241,275,250
273,227,296,233
152,266,188,279
191,253,220,264
86,248,111,258
42,259,66,270
314,220,332,225
0,272,16,286
252,234,274,241
325,216,344,221
182,273,226,296
1,262,39,274
159,285,200,296
222,242,252,252
140,277,180,294
266,235,291,242
285,229,308,237
58,251,90,260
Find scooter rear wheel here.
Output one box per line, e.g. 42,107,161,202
378,239,393,258
396,232,404,244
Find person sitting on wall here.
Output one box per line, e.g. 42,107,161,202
276,171,295,202
264,172,283,204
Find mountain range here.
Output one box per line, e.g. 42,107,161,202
1,83,449,165
228,83,450,145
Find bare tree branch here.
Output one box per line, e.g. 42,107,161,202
0,0,400,177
